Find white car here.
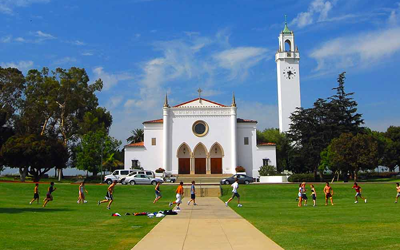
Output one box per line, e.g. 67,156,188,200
124,174,163,185
104,169,135,185
119,170,155,184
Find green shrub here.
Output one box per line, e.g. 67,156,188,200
288,173,315,182
258,165,277,176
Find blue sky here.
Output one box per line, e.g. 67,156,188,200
1,0,400,144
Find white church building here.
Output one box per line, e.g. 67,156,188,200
124,21,301,177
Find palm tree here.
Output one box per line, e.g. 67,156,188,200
126,128,144,143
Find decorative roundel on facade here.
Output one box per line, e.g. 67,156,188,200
192,120,209,137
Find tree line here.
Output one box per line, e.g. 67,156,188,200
258,72,400,181
0,67,122,182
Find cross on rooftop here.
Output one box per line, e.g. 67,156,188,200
197,88,202,99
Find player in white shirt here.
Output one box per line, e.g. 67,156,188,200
225,178,242,207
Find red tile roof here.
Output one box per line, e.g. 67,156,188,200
125,141,145,147
237,118,257,123
173,98,227,107
143,118,163,124
257,142,276,146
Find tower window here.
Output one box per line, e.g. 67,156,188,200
285,40,291,51
244,137,249,145
152,138,156,145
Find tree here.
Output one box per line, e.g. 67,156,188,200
127,128,144,143
324,133,379,181
0,134,68,181
288,72,364,178
75,130,121,177
0,67,25,168
383,126,400,171
257,128,292,172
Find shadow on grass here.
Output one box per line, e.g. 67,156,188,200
0,207,72,214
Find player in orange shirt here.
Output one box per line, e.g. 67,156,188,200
169,181,184,210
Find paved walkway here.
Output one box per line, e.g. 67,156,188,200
132,197,283,250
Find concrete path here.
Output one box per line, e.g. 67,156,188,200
132,197,283,250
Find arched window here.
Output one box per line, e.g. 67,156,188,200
285,40,291,52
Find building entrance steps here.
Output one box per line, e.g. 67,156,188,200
131,197,283,250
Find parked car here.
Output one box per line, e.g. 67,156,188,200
123,174,163,185
220,174,254,185
119,170,155,184
163,173,177,183
104,169,135,185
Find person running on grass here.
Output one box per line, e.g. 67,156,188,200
98,180,117,210
395,183,400,204
77,182,88,204
187,181,197,206
352,182,367,204
225,178,242,207
310,184,317,207
153,182,162,204
324,182,334,206
169,181,184,210
29,183,40,205
43,182,56,207
297,183,303,207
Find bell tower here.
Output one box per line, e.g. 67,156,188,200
275,16,301,133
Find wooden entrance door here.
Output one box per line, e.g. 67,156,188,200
211,158,222,174
178,158,190,174
195,158,206,174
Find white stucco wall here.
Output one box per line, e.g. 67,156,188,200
237,123,256,175
124,123,163,171
252,145,277,178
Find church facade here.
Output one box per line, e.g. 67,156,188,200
124,96,276,177
124,21,301,177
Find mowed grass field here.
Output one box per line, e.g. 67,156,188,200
221,183,400,250
0,182,177,250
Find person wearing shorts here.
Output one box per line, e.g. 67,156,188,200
187,181,197,206
301,182,308,206
225,178,242,207
352,182,367,204
310,184,317,207
395,183,400,203
43,182,56,207
98,180,117,210
324,182,334,206
30,183,40,205
297,183,303,207
77,182,88,204
169,181,184,210
153,182,162,204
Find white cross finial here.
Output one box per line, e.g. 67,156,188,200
197,88,202,99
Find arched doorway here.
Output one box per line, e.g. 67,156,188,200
210,142,224,174
177,143,191,174
193,143,207,174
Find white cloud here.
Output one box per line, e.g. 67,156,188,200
53,57,76,65
310,27,400,73
0,35,12,43
0,60,34,71
388,2,400,25
0,0,51,15
213,47,269,80
106,96,123,110
15,37,25,42
201,89,223,97
68,40,85,46
124,99,144,109
35,30,55,39
92,67,134,90
291,0,337,28
81,52,93,56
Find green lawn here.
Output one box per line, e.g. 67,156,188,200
221,183,400,250
0,182,177,250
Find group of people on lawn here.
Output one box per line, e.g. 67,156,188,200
30,179,400,210
297,181,379,207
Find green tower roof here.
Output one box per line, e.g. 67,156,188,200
282,15,292,34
